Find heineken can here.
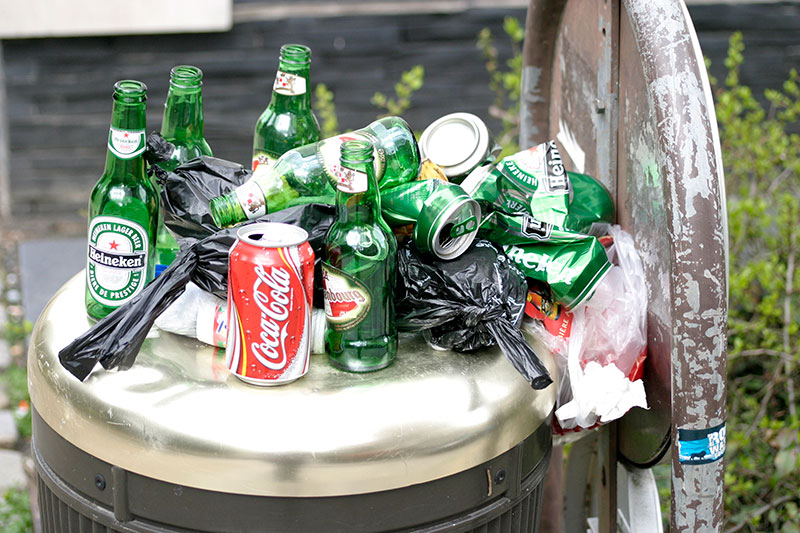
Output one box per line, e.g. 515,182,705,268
418,112,500,182
226,222,315,386
381,179,481,260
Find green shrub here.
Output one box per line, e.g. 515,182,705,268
0,488,33,533
716,31,800,532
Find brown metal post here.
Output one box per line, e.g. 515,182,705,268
621,2,727,531
522,0,727,530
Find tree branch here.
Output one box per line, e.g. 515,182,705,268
725,493,795,533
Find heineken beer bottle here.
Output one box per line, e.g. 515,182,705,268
209,116,420,228
85,80,158,319
154,65,213,271
252,44,320,171
323,140,398,372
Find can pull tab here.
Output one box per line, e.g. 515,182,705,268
450,216,477,238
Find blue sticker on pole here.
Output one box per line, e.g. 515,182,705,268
678,422,726,464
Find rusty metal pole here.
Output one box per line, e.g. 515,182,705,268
622,1,728,531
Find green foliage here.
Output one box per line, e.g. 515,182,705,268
1,320,31,347
1,364,31,439
371,65,425,118
718,31,800,531
313,83,339,138
0,488,33,533
314,65,424,136
477,16,524,157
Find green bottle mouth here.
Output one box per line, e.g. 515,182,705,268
113,80,147,103
170,65,203,88
279,44,312,65
341,139,373,166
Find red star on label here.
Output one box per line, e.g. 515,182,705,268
123,132,129,138
109,240,119,250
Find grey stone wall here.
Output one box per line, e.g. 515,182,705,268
2,8,523,227
2,2,799,231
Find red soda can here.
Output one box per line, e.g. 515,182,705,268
226,222,315,386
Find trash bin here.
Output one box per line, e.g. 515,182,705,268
28,274,557,532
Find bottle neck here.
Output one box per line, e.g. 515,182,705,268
269,61,312,112
336,162,382,225
160,85,205,145
104,99,147,179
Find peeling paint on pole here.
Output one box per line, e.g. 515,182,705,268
622,0,727,530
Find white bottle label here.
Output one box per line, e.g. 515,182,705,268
108,127,146,159
336,167,368,193
317,132,385,186
273,70,307,96
86,216,149,307
235,180,267,220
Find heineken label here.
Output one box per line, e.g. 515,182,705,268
273,70,307,96
108,127,146,159
336,167,368,193
321,263,371,331
86,216,149,307
317,131,386,188
503,237,611,309
495,141,571,226
478,211,588,246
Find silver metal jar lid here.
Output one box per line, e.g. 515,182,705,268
419,112,491,179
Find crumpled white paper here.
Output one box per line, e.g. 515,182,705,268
555,359,648,427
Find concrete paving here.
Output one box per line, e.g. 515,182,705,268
0,409,18,448
18,237,85,324
0,449,26,493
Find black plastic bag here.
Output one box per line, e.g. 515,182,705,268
151,155,252,240
187,203,335,305
395,239,552,390
59,204,335,382
144,132,176,166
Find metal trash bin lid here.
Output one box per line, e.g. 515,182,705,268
29,273,556,497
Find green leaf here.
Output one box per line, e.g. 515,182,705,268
774,448,798,479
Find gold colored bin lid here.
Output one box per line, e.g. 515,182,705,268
29,273,556,497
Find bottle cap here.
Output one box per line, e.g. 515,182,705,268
418,113,492,180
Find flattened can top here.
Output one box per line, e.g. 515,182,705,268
29,273,556,498
419,112,494,180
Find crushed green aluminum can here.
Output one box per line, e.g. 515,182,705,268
460,141,616,307
503,238,612,309
381,178,480,260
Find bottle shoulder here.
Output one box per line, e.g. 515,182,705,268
325,220,397,257
255,108,320,141
90,172,160,212
160,142,213,169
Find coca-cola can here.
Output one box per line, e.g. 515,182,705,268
226,222,315,386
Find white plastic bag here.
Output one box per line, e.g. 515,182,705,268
156,282,327,354
525,225,648,431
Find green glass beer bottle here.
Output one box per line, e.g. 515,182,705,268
322,140,398,372
158,65,213,171
252,44,320,172
209,116,421,228
154,65,213,271
85,80,158,319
